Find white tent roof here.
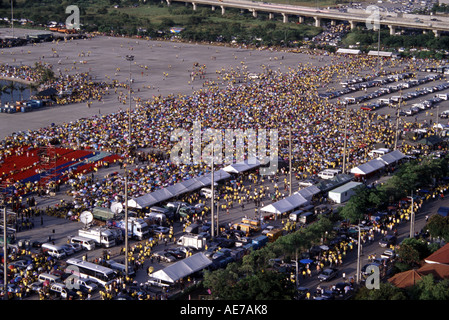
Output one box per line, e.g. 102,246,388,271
378,150,405,165
328,181,363,195
350,159,385,175
337,48,361,55
261,192,308,215
368,50,398,57
296,185,321,200
128,169,230,209
151,253,212,283
222,157,261,174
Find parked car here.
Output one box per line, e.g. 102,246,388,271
8,260,32,270
27,281,43,293
212,248,232,260
153,226,169,235
153,251,176,263
49,283,78,300
61,244,75,256
261,226,275,235
380,249,396,260
379,235,397,248
75,278,98,292
66,243,83,252
318,268,338,282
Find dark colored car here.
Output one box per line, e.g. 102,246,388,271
379,235,397,248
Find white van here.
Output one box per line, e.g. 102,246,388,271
318,169,341,180
70,236,96,251
145,211,167,221
368,148,390,157
41,243,67,259
200,188,213,198
38,272,61,284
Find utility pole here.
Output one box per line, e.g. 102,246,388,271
210,141,215,239
289,127,292,196
394,90,402,150
3,207,7,300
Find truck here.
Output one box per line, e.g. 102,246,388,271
251,235,269,250
266,229,283,242
298,212,315,225
115,217,150,240
176,234,206,250
78,227,116,248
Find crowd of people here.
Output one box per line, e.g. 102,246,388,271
1,51,445,222
1,42,449,300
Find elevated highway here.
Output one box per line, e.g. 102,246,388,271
166,0,449,36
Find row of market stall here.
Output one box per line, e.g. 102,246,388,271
140,151,406,285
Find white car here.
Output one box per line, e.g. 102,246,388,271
262,226,275,235
75,278,98,292
66,243,83,252
380,249,396,260
154,226,169,234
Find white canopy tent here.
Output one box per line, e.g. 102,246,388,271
222,157,261,174
261,192,308,215
296,185,321,201
378,150,405,166
127,169,231,209
350,159,385,176
337,48,361,55
150,253,212,283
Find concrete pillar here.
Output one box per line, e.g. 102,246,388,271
211,5,215,11
388,25,395,35
282,13,288,23
349,20,356,30
433,29,440,37
166,0,171,5
331,20,336,26
269,13,274,20
314,17,321,27
298,16,304,24
192,2,197,11
252,9,257,18
221,6,225,15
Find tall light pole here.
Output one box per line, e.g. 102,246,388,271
124,55,134,277
356,224,362,284
342,101,348,174
210,142,215,239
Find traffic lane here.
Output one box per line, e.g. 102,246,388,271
297,194,449,297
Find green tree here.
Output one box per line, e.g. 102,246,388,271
408,274,449,300
355,282,407,300
425,214,449,242
397,238,430,267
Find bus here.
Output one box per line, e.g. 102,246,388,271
65,258,117,287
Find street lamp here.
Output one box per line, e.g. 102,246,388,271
124,54,134,277
356,224,362,284
342,101,348,174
